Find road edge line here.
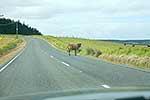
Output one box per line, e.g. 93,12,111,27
0,48,25,72
102,84,110,89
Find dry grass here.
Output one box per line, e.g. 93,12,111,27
0,37,15,48
0,37,26,64
99,54,150,69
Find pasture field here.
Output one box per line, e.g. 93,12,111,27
42,35,150,69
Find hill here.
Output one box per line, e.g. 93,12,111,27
41,35,150,69
102,40,150,45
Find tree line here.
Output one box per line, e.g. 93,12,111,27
0,18,42,35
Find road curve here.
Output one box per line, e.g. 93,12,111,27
0,37,150,98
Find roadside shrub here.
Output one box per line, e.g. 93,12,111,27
85,48,102,57
78,49,82,53
85,48,95,55
95,50,102,57
85,48,91,55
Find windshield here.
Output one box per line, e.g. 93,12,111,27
0,0,150,99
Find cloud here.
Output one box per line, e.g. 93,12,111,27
0,0,150,39
0,0,45,7
1,0,150,19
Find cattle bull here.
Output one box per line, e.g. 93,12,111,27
67,43,81,56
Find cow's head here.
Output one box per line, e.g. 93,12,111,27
77,43,82,48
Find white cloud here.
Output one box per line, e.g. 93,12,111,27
0,0,150,39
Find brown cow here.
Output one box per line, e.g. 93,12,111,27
67,43,81,56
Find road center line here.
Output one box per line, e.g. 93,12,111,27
47,53,70,67
102,84,110,89
61,62,70,67
50,55,54,58
0,49,25,73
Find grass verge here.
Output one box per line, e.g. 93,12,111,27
38,35,150,69
0,36,26,64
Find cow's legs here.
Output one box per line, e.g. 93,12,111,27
68,49,71,56
75,49,77,56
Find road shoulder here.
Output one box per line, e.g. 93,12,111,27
0,39,26,67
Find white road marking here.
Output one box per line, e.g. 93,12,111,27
0,49,24,73
50,55,54,58
61,62,70,67
102,84,110,89
55,58,59,62
48,42,56,48
48,53,71,67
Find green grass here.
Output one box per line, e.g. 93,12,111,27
43,35,150,57
41,35,150,69
0,36,23,55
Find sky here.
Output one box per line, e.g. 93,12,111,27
0,0,150,39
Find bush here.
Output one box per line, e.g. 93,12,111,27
85,48,102,57
85,48,95,55
78,49,82,53
95,50,102,57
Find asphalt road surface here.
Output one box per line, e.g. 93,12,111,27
0,37,150,98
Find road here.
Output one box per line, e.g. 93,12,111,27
0,37,150,98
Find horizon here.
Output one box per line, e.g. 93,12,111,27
45,35,150,40
1,0,150,40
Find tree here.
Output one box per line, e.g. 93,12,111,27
0,18,42,35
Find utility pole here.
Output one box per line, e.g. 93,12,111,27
16,20,19,38
0,15,19,38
